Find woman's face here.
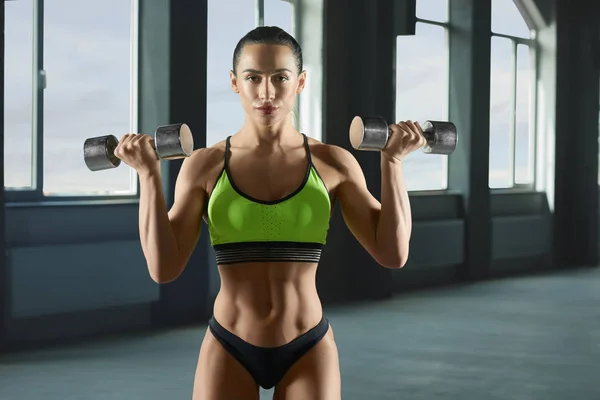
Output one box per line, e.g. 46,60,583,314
230,43,306,126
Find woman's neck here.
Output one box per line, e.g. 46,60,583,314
237,116,300,148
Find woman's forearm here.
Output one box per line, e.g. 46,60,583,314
138,171,181,283
375,153,412,267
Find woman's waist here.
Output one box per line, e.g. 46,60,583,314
212,287,323,347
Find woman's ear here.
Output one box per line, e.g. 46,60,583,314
230,70,240,93
296,70,307,94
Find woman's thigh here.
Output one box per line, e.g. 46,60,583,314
273,325,342,400
192,328,260,400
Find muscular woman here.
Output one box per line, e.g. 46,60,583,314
114,26,425,400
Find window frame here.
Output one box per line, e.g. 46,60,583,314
489,21,539,191
4,0,141,204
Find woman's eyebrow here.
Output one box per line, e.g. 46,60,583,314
242,68,293,74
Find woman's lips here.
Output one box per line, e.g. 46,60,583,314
256,105,277,114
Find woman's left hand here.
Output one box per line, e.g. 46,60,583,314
382,120,427,162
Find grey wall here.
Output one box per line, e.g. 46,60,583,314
531,0,554,24
1,0,598,352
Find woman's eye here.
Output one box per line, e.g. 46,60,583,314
245,75,288,82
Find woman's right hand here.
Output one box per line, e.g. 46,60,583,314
114,133,161,177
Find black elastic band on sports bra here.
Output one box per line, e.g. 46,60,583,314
302,133,314,166
213,241,323,265
224,136,232,169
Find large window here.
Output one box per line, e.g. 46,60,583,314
5,0,34,189
489,0,537,189
206,0,296,147
4,0,138,199
396,0,449,191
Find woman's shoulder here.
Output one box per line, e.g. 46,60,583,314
305,135,357,170
187,139,227,164
175,139,228,194
179,140,227,178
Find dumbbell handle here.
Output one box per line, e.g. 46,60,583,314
385,122,437,142
397,122,438,147
112,136,156,150
103,136,156,155
141,138,157,153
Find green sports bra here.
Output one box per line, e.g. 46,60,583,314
206,134,331,265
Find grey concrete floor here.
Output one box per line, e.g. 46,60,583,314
1,267,599,399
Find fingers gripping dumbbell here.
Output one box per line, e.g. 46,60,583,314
83,123,194,171
349,116,458,154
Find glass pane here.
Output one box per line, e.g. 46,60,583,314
43,0,136,195
489,36,513,188
492,0,531,39
396,22,448,191
264,0,293,34
207,0,256,147
515,44,533,184
5,0,34,189
416,0,448,23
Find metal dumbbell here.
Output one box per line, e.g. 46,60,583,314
83,123,194,171
349,116,458,155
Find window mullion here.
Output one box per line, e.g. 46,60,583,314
508,39,517,187
33,0,44,197
255,0,265,27
132,0,140,197
415,18,448,28
529,44,538,188
442,25,450,189
491,31,533,46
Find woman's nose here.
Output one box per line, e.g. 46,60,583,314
259,80,275,100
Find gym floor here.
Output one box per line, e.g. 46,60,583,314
1,267,599,400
